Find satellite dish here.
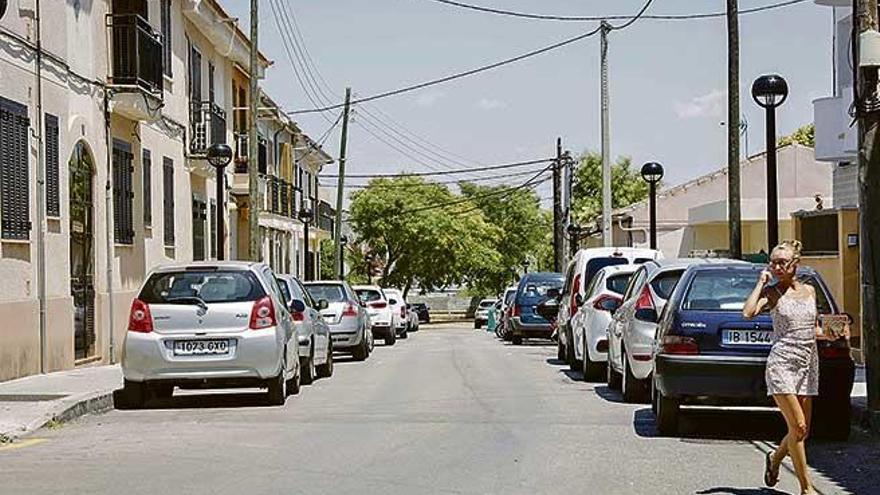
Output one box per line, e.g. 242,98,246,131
0,1,7,21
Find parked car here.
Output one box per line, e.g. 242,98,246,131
496,286,518,339
651,263,855,439
411,303,431,323
122,262,300,407
557,247,661,373
353,285,397,346
606,259,721,402
304,280,372,361
383,288,409,339
277,275,334,385
474,299,496,329
569,264,639,381
405,304,420,332
509,272,564,345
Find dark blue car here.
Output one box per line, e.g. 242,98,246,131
509,272,564,345
652,263,855,439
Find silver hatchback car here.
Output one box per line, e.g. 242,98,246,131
121,262,300,408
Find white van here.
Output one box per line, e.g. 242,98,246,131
556,247,662,368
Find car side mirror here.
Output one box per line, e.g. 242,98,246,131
547,288,561,299
388,298,398,305
600,297,622,314
574,294,584,307
317,299,329,311
289,299,306,313
635,308,659,323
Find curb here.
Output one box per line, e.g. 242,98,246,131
0,389,116,442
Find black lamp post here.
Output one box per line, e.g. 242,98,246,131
299,207,314,281
522,258,531,274
207,144,232,260
640,162,664,250
566,223,582,259
752,74,789,252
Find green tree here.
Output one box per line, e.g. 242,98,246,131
459,182,547,295
778,123,815,148
571,152,650,225
347,176,501,296
319,238,336,280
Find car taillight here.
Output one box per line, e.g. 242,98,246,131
593,294,621,312
369,301,387,309
570,273,581,314
635,285,655,311
342,302,358,317
512,304,521,317
128,298,153,333
249,296,277,329
660,335,699,355
292,310,305,322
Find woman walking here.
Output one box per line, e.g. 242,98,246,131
743,240,819,495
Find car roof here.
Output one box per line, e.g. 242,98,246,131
522,271,563,279
644,257,739,271
304,280,345,285
150,261,262,273
480,298,496,302
597,264,641,276
352,285,383,290
576,247,660,257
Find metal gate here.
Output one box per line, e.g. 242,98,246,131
69,142,96,360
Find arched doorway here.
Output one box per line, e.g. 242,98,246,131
69,141,96,360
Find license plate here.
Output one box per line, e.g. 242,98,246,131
722,329,772,345
173,339,230,356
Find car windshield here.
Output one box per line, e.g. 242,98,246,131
681,270,760,311
305,284,346,303
651,270,684,300
605,273,633,296
584,257,628,287
356,289,383,302
140,270,265,304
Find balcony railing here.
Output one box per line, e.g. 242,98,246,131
234,132,248,172
190,101,227,155
107,14,163,95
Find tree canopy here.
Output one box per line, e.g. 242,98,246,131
571,152,650,225
778,123,815,148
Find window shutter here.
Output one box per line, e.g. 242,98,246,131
112,140,134,244
161,0,172,78
0,97,31,240
163,157,175,246
45,114,60,217
142,149,152,226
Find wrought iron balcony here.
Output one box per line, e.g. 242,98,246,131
190,101,227,156
107,14,163,95
259,175,296,217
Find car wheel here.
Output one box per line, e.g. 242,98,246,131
400,327,409,339
651,381,659,415
353,335,369,361
317,343,334,378
287,368,301,396
266,369,287,406
568,329,582,372
557,335,565,361
655,388,680,436
512,335,523,345
385,330,397,346
621,351,648,403
474,321,481,329
607,358,622,390
582,334,605,382
301,351,316,385
122,380,146,409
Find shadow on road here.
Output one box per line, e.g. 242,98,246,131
594,385,624,404
545,357,565,366
113,388,277,410
695,488,787,495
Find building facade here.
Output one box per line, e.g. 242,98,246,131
0,0,332,383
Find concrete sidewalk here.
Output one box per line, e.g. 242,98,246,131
0,365,121,442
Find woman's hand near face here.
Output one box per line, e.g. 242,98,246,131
743,270,772,319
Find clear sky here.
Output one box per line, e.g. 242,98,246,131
221,0,833,205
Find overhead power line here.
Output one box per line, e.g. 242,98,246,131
322,167,550,189
322,157,554,178
420,0,809,22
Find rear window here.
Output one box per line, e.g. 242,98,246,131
356,289,383,302
634,257,654,264
504,290,517,304
681,270,758,311
606,273,633,296
584,257,628,288
479,300,495,308
306,284,346,303
650,270,684,300
519,278,563,300
140,270,265,304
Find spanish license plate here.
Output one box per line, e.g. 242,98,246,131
722,329,772,345
173,339,230,356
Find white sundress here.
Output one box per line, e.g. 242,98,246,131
766,291,820,396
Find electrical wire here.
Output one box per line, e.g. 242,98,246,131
322,157,553,178
420,0,809,22
322,167,551,188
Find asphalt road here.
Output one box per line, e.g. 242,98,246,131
1,323,876,494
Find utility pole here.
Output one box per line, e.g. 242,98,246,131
600,21,612,247
727,0,742,260
856,0,880,428
248,0,261,261
563,150,573,262
334,88,352,279
553,138,564,272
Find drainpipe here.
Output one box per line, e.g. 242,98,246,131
34,0,47,373
104,92,116,365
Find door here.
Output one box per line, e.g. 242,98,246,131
192,196,206,261
69,142,96,360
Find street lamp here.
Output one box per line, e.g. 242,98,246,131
640,161,664,250
338,235,349,279
566,223,582,258
207,144,232,260
299,207,314,281
522,258,531,274
752,74,789,251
